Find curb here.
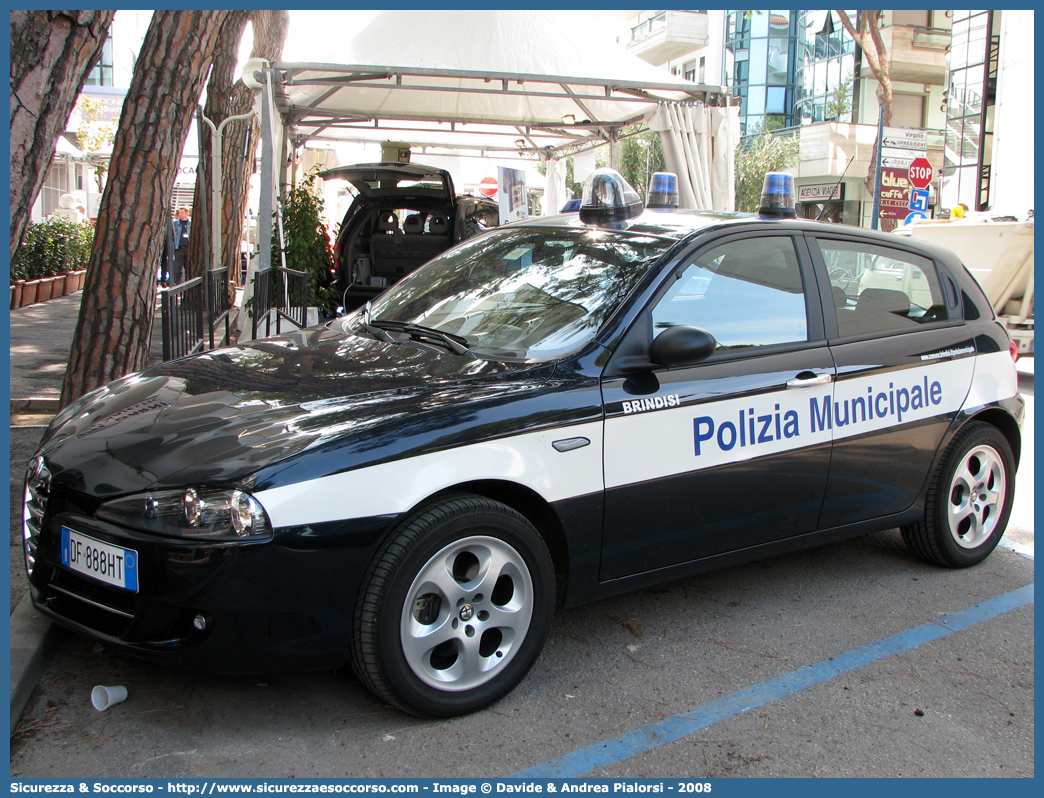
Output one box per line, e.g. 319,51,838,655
10,592,64,736
11,397,60,414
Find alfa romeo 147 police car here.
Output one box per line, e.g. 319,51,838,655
24,170,1023,718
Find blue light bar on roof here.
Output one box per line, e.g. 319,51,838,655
646,172,679,211
759,172,797,218
579,168,644,227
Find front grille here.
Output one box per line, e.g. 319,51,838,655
49,568,138,617
46,581,136,637
24,469,209,650
23,457,50,579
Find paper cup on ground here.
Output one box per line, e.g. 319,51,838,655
91,685,128,711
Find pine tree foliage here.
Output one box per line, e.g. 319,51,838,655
734,133,799,213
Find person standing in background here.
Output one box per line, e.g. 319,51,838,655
171,206,191,284
160,212,176,287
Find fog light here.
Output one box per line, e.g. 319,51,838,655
192,613,208,632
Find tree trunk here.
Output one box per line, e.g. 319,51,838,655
836,10,894,228
186,11,250,281
188,10,289,310
9,9,114,259
61,10,234,407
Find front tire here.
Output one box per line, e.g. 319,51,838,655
901,422,1015,567
352,495,555,717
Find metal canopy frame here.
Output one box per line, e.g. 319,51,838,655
251,57,731,279
269,60,728,157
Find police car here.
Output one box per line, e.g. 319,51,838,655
24,170,1023,718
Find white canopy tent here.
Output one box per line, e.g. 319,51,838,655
246,10,740,283
648,103,739,212
270,10,727,158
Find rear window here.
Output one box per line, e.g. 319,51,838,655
356,177,446,193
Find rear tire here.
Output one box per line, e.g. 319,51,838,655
901,422,1014,567
352,494,554,717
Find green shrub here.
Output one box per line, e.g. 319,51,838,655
272,169,338,318
12,217,93,281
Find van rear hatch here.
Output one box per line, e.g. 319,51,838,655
320,163,455,204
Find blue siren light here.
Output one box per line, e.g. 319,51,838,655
759,172,797,218
579,168,644,226
646,172,679,210
560,198,581,212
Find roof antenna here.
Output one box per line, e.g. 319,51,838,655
816,155,856,221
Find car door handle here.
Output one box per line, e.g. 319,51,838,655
786,373,834,388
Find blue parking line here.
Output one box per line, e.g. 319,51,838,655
513,583,1034,778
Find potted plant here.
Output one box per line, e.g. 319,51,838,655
20,279,40,306
40,275,58,302
273,169,339,322
12,216,94,304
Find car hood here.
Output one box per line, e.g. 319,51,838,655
35,324,555,499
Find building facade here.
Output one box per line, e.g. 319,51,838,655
30,10,199,225
623,9,1032,227
942,9,1034,216
724,10,798,135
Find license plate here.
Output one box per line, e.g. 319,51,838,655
61,527,139,592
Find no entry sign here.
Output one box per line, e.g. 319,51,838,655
908,157,933,189
479,176,498,197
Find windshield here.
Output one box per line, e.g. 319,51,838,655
346,227,673,359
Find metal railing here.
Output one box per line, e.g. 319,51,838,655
206,267,231,350
630,11,667,42
160,277,205,362
251,265,308,340
160,266,231,362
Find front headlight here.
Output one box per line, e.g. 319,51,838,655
97,487,272,541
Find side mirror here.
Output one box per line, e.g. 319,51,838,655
649,325,716,368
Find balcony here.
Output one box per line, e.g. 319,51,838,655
860,25,950,85
792,121,945,182
627,11,710,67
911,26,950,50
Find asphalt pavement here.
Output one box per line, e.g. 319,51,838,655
6,290,1035,775
8,290,165,734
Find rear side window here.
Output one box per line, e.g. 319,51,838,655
818,239,947,337
651,236,808,351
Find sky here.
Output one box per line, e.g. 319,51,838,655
239,10,630,68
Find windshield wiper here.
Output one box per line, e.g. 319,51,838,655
368,320,471,356
361,322,396,343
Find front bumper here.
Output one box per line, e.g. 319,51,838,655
26,483,398,673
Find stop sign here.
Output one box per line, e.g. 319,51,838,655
479,176,498,197
908,157,933,189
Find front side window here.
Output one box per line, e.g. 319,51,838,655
818,239,946,337
651,236,808,352
354,227,673,359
